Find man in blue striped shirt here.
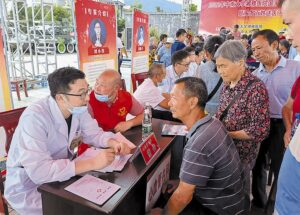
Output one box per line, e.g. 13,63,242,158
153,77,245,215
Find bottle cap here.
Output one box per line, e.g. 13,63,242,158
296,113,300,119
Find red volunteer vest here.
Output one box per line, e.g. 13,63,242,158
89,90,132,131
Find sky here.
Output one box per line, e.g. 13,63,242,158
168,0,202,10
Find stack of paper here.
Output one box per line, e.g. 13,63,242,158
65,174,120,205
114,132,136,149
95,154,132,173
74,132,136,173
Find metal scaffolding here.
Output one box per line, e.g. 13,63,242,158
0,0,35,80
181,0,191,29
31,0,57,75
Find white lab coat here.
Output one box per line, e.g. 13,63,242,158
4,96,115,215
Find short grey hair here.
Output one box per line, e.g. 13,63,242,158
148,64,165,78
214,40,247,62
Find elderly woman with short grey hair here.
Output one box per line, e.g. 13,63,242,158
214,40,270,212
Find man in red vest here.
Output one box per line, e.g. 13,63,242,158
89,69,144,132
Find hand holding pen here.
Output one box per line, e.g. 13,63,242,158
107,138,131,155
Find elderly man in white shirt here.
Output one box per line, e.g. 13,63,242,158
162,50,191,94
134,64,170,110
4,67,132,215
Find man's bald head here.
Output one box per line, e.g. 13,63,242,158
98,69,121,87
279,0,300,10
94,69,122,102
280,0,300,51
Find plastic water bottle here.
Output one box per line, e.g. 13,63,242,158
142,103,152,140
146,102,152,119
291,113,300,138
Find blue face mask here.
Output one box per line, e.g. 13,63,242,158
157,79,166,87
69,106,88,115
95,93,109,102
63,96,87,115
157,81,164,87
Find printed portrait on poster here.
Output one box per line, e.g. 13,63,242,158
89,18,107,47
137,26,145,46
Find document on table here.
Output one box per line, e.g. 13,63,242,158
65,174,120,205
94,154,132,173
74,132,136,173
114,132,136,149
161,124,188,136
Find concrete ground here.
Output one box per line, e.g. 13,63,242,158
11,53,133,109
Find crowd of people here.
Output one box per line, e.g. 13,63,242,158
4,0,300,214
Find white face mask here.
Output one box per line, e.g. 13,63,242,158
63,96,87,115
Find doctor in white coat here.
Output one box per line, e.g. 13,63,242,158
4,67,131,215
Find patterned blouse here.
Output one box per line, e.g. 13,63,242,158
215,70,270,164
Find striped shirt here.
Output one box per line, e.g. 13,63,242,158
180,115,245,214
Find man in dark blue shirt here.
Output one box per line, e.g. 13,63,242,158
171,29,187,56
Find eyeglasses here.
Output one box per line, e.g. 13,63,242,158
178,63,190,68
60,87,92,100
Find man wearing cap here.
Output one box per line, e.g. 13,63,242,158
158,37,174,67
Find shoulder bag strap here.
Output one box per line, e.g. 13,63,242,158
207,77,223,101
219,79,256,122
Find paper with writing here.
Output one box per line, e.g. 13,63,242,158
74,148,132,173
65,174,120,205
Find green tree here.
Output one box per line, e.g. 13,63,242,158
9,4,71,27
117,18,125,32
155,6,163,12
149,26,159,41
130,0,142,11
116,9,125,33
52,5,72,26
189,3,198,12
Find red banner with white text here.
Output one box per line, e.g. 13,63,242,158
75,0,117,86
131,9,149,74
